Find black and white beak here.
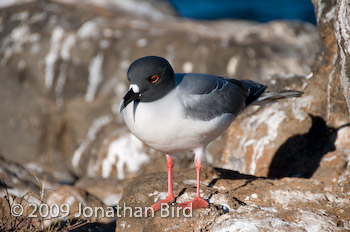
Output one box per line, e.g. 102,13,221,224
119,86,141,113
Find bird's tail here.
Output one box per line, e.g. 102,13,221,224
253,90,303,106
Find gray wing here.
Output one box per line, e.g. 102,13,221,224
176,73,248,121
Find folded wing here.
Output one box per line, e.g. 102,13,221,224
176,73,267,121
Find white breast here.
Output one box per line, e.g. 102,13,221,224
121,89,234,154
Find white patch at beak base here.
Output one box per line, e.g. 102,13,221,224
130,84,140,93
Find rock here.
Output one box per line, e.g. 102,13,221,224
75,177,124,206
115,167,350,231
0,197,12,229
46,185,109,224
217,77,310,176
0,154,118,230
56,0,178,20
0,155,59,200
313,0,350,116
215,0,350,180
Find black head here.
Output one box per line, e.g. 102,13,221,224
119,56,175,112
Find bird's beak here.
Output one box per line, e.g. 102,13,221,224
119,88,141,113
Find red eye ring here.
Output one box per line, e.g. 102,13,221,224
150,75,160,83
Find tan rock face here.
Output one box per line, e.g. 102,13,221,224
116,168,350,231
215,0,350,181
46,185,110,224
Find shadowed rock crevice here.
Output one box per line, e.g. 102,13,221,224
268,114,350,178
208,167,259,188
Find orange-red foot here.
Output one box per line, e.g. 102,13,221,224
145,194,176,215
151,194,176,211
178,196,209,210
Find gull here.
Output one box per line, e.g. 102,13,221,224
119,56,302,211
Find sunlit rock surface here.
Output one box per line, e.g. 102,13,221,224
116,167,350,231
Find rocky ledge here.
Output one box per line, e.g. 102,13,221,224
116,167,350,231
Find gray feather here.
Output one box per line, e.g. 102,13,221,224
176,73,248,121
253,90,303,106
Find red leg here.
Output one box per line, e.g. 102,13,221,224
149,154,176,212
178,159,209,210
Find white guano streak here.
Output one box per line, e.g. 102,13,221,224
60,33,76,61
245,108,286,175
45,27,64,88
55,34,76,100
85,53,104,102
102,134,149,179
72,115,111,168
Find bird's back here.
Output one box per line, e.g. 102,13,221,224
176,73,267,121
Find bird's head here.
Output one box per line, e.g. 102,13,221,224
119,56,175,113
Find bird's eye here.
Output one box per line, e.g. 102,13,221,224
149,75,160,84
